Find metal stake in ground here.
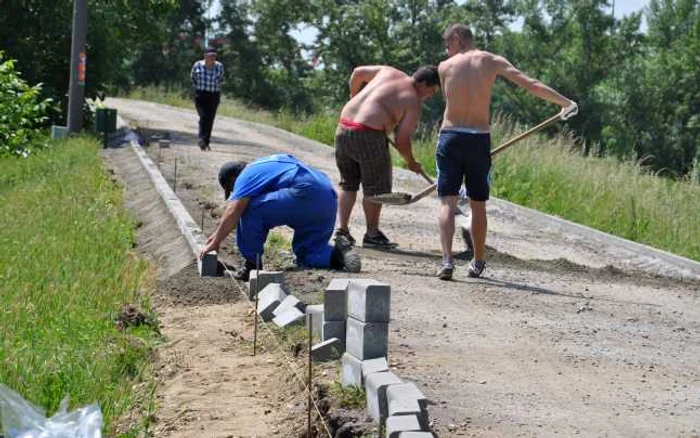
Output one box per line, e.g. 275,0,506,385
200,208,205,231
253,253,260,356
307,313,313,438
173,157,178,194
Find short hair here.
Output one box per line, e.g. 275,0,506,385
443,23,473,43
412,65,439,87
204,47,218,55
218,161,248,200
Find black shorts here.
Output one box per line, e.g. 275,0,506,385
436,129,491,201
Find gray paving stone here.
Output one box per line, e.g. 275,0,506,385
365,371,402,424
385,415,423,438
341,353,362,388
324,278,349,321
347,279,390,322
361,356,389,380
323,320,346,347
272,307,305,327
305,304,324,338
311,338,342,362
199,252,218,277
273,294,306,317
397,433,434,438
248,270,284,300
386,382,428,410
388,398,429,430
346,317,388,360
256,283,287,322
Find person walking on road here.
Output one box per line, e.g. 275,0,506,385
190,47,224,151
333,65,439,250
199,154,361,281
437,23,578,280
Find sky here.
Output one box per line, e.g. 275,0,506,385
208,0,649,45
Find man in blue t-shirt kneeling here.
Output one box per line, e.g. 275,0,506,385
199,154,361,280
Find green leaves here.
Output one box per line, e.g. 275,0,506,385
0,52,53,158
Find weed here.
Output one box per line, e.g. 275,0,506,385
329,381,366,410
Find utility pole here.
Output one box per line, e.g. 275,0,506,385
67,0,87,133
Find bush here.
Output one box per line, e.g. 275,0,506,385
0,51,53,157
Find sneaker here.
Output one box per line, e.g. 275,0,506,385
198,139,207,150
363,230,398,249
468,259,486,278
334,228,356,248
437,262,454,281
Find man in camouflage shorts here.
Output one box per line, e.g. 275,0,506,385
334,65,439,249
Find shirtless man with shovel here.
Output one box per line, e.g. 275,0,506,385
333,65,439,249
437,23,578,280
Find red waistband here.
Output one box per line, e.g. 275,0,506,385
339,118,384,132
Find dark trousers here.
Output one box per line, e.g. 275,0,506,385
194,90,220,145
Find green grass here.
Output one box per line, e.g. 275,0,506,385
0,137,158,435
127,87,700,262
328,381,366,409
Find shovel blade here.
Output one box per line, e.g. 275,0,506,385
366,192,413,205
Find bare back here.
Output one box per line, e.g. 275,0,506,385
439,50,499,131
340,67,420,132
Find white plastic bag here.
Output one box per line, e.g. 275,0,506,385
0,384,102,438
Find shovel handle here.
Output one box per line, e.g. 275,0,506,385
490,112,561,157
387,136,434,185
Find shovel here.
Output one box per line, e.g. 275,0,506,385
367,112,564,206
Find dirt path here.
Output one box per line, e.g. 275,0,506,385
108,98,700,437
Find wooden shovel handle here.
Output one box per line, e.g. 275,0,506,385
490,112,561,157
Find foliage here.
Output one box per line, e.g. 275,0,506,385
329,381,366,409
0,53,53,157
0,137,158,434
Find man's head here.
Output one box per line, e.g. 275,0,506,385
218,161,248,200
412,65,440,100
443,23,474,57
203,47,217,67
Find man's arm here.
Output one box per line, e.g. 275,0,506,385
494,55,573,109
349,65,384,97
393,102,422,173
190,62,198,87
199,197,250,258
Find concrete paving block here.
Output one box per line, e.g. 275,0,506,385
386,382,428,410
305,304,324,338
248,270,284,300
397,433,434,438
311,338,342,362
365,371,402,423
346,317,388,360
388,398,429,430
198,252,218,277
273,295,306,317
361,356,388,380
323,320,346,346
341,353,363,388
347,279,390,322
256,283,287,322
324,278,349,321
272,307,305,327
385,415,424,438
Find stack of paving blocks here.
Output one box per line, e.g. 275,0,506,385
336,279,431,436
312,278,349,362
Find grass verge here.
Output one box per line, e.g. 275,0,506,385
0,137,159,436
126,87,700,262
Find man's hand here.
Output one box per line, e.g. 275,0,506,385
199,235,220,260
560,101,578,120
407,160,423,174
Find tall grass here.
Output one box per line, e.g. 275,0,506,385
0,137,157,434
127,88,700,261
